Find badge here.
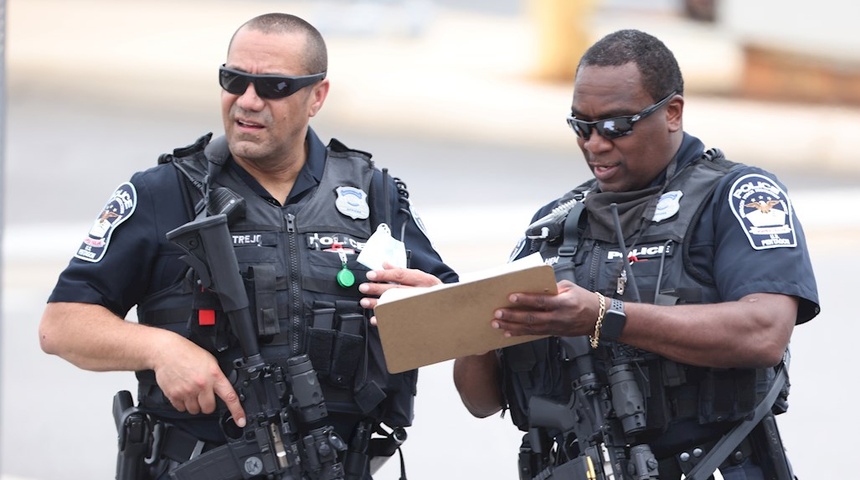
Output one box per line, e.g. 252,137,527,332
728,173,796,250
335,186,370,220
653,190,683,222
75,182,137,263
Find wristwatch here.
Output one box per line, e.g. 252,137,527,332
601,298,626,341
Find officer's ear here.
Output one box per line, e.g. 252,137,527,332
308,78,330,118
666,94,683,132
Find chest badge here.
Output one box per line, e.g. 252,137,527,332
335,186,370,220
653,190,683,222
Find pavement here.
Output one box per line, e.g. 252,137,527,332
6,0,860,178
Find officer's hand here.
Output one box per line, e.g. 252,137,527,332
359,263,442,324
153,335,246,428
491,280,596,338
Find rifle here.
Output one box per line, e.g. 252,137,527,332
525,335,658,480
166,213,346,480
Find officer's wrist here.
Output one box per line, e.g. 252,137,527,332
601,298,627,341
589,292,606,349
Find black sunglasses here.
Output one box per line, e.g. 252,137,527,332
218,65,326,99
566,91,677,140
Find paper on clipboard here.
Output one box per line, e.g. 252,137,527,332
374,253,557,373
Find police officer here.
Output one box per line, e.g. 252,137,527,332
367,30,820,479
39,12,456,480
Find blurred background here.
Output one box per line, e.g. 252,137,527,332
2,0,859,478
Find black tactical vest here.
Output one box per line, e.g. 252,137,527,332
135,134,416,428
500,151,775,444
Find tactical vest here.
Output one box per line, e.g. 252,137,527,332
501,151,776,444
135,134,416,428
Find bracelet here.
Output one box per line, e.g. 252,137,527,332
590,291,606,349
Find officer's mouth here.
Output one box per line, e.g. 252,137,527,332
590,163,620,181
236,119,265,131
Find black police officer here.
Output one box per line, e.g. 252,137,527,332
365,29,819,480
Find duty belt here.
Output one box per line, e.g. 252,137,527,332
658,436,753,478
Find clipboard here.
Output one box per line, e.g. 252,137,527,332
374,255,556,373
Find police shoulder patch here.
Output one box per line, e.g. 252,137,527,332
727,173,796,250
508,236,527,263
75,182,137,263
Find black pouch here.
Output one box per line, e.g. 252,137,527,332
307,301,337,376
248,264,280,337
329,312,365,387
698,368,757,423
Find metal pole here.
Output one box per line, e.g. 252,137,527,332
0,0,7,472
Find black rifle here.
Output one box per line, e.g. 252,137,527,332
166,213,346,480
525,336,658,480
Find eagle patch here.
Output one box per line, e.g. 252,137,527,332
75,182,137,262
728,173,796,250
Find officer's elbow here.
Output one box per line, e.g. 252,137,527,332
758,343,788,368
39,303,72,356
453,355,504,418
39,310,61,355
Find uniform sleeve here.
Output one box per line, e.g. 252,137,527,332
373,171,459,284
690,166,820,324
47,166,189,317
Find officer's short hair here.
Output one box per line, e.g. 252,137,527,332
229,13,328,76
577,29,684,102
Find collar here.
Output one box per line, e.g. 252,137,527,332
648,132,706,188
229,126,327,206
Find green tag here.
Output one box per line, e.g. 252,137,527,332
337,267,355,288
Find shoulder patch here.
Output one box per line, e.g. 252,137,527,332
508,236,527,263
75,182,137,262
728,173,796,250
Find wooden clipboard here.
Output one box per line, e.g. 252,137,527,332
374,257,556,373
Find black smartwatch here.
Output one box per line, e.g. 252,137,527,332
601,298,626,341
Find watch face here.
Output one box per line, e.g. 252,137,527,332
602,299,626,341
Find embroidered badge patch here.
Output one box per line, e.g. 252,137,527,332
334,186,370,220
728,173,796,250
75,182,137,262
408,203,432,240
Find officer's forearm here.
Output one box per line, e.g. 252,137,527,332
39,301,175,372
453,352,503,418
622,293,797,368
